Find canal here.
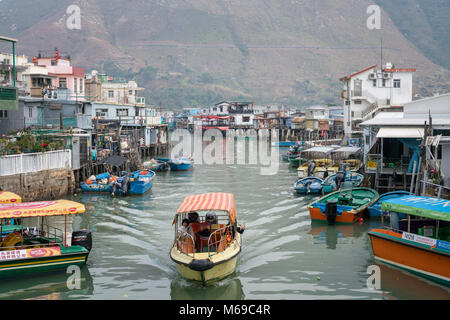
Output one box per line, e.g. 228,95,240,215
1,146,449,300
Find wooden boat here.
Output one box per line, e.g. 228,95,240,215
294,177,323,195
169,157,194,171
0,191,21,204
308,187,379,224
143,159,170,172
113,170,155,195
368,191,410,217
0,200,92,278
321,171,364,194
327,159,362,175
80,172,120,193
297,159,332,178
368,195,450,286
170,193,242,285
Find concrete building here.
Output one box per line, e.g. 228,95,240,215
340,63,415,138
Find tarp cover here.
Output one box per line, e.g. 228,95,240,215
0,200,85,219
376,127,424,138
0,191,22,204
176,192,237,224
381,196,450,222
97,155,128,167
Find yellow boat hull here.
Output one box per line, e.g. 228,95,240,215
170,233,241,285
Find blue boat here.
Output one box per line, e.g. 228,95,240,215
129,170,155,194
143,159,170,172
272,141,296,147
168,157,194,171
368,190,410,217
294,177,323,194
321,171,364,194
112,170,156,195
81,172,117,193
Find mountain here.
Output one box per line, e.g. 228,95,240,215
0,0,449,110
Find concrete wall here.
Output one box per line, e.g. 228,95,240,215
0,168,75,202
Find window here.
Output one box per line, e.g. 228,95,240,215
96,109,108,116
108,90,114,98
28,107,33,118
394,79,401,88
382,79,386,87
128,90,133,95
0,110,7,119
116,109,128,117
51,60,57,66
372,79,377,87
79,79,83,92
243,116,250,123
74,78,77,92
354,100,362,104
59,78,67,88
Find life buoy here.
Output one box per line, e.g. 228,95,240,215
141,170,148,175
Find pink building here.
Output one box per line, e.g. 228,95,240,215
36,49,85,101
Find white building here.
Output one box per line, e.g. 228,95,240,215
340,63,415,138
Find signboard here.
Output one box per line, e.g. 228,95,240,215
0,247,61,261
367,161,377,169
402,232,437,247
436,240,450,251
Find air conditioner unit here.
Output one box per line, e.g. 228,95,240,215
383,73,392,79
368,73,376,80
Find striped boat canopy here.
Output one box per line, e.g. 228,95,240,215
0,200,85,219
0,191,22,204
176,193,237,224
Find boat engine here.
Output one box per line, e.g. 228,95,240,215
325,201,338,225
72,230,92,251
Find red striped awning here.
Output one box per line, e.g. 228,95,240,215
176,193,236,223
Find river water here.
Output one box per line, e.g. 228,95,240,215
1,145,449,300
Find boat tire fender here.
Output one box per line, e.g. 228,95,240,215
189,259,214,271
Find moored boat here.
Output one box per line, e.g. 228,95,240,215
0,191,21,204
307,187,379,224
297,159,332,178
0,200,92,278
170,192,243,285
169,157,194,171
80,172,119,193
368,190,411,217
111,170,155,195
294,177,323,195
321,171,364,194
289,156,308,167
272,141,296,147
368,195,450,286
143,159,170,172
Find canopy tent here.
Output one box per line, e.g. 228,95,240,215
0,191,22,204
0,200,85,219
381,196,450,222
97,155,128,167
175,192,237,224
331,146,361,160
301,146,335,159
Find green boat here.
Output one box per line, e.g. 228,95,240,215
289,156,308,167
308,187,379,224
0,200,92,279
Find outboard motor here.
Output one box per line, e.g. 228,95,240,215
307,161,316,177
72,230,92,252
325,201,338,225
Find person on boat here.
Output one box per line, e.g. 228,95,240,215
197,212,217,238
307,160,316,177
188,212,200,224
178,219,194,239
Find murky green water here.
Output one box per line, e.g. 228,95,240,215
1,146,449,300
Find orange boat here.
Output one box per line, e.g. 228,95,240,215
307,187,379,224
368,195,450,287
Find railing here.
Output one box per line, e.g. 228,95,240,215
0,223,65,251
0,149,72,176
175,233,196,258
207,226,231,258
